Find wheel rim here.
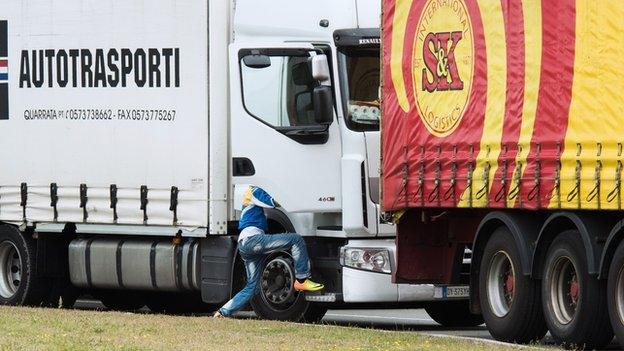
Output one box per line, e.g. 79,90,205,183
548,256,579,325
260,257,298,311
486,251,516,317
615,265,624,326
0,241,21,299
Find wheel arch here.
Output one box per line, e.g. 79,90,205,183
532,212,615,279
264,208,296,234
599,219,624,279
469,211,541,313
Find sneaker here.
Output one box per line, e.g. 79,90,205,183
213,311,224,319
294,279,324,292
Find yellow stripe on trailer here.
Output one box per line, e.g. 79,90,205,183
460,0,506,208
554,0,624,210
390,0,413,113
510,0,542,208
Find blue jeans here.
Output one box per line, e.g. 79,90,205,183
218,233,311,316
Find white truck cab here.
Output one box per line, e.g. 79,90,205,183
228,0,464,319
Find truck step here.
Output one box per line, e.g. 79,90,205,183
305,292,338,303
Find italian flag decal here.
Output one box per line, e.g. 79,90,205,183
0,20,7,120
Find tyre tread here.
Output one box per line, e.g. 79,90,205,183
542,231,613,349
607,240,624,349
479,227,547,343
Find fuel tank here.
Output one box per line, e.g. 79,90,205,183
68,238,200,292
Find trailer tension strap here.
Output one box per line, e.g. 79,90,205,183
79,184,88,222
50,183,58,221
140,185,148,223
20,183,27,221
170,186,179,225
110,184,118,222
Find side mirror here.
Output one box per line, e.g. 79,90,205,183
243,53,271,69
311,54,330,83
312,85,333,125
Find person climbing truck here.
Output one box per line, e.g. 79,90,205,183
215,186,324,318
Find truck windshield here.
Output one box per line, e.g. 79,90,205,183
338,47,380,132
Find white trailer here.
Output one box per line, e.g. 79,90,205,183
0,0,473,322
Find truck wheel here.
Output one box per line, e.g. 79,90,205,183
479,227,547,343
424,300,483,327
541,230,613,349
607,240,624,349
250,255,325,322
0,225,50,306
98,291,145,311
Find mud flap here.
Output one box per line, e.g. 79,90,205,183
200,236,236,304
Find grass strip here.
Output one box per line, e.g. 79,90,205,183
0,306,534,350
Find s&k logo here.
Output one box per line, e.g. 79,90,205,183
413,0,474,137
422,31,464,92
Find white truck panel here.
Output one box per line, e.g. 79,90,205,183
233,0,358,42
208,0,231,234
2,0,211,228
355,0,382,28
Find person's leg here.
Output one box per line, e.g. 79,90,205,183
218,253,262,317
250,233,311,280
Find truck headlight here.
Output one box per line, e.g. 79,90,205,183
340,248,391,274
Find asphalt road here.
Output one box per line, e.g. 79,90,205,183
322,309,623,350
74,300,620,349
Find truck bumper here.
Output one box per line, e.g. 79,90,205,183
342,267,440,302
340,239,469,303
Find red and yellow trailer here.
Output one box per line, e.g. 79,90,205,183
383,0,624,211
381,0,624,347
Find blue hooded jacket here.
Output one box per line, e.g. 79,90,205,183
238,186,276,232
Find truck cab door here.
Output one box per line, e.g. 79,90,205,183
334,35,393,237
230,44,342,216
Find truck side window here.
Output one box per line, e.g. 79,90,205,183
338,48,380,132
241,55,318,128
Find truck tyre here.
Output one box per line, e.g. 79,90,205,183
607,240,624,349
479,227,547,343
250,255,326,322
0,225,50,306
97,291,145,311
541,230,613,349
146,292,218,315
424,300,483,327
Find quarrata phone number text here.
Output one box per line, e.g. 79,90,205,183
23,109,177,121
